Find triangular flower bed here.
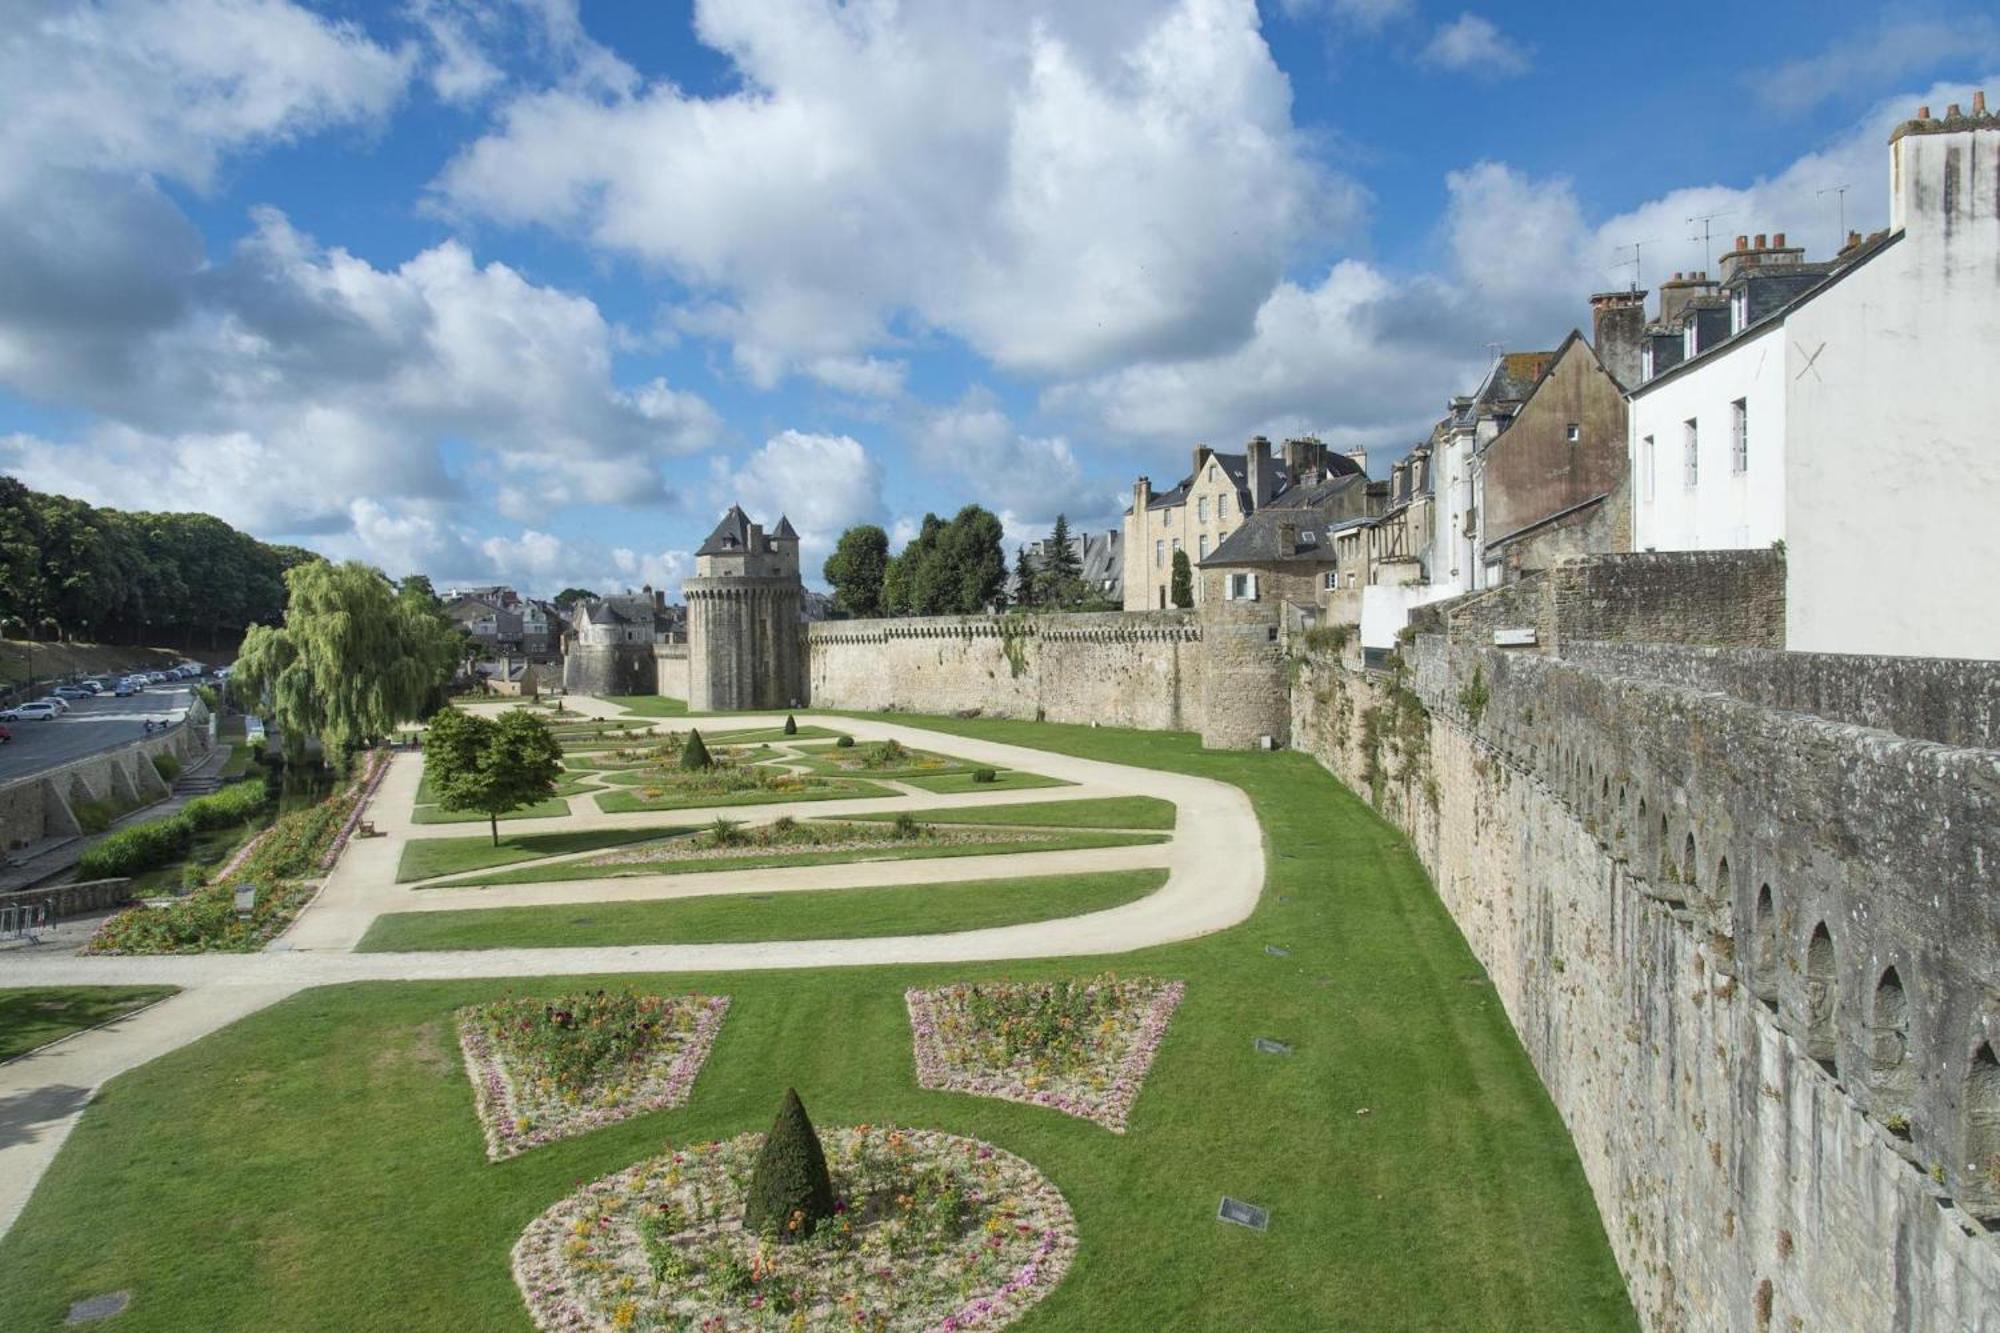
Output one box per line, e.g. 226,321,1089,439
906,975,1185,1132
458,990,730,1160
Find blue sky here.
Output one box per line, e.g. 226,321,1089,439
2,0,1995,595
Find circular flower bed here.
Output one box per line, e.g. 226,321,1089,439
513,1127,1076,1331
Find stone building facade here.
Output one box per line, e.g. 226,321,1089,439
685,506,807,711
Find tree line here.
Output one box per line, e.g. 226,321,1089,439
0,476,318,646
822,507,1115,618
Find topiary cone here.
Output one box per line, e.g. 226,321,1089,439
680,728,712,771
783,714,798,736
743,1088,836,1243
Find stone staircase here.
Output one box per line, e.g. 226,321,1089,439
171,751,230,798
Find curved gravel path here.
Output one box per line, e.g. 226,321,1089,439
0,707,1262,1237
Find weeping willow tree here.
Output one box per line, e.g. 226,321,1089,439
234,560,460,767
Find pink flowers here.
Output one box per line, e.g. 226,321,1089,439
905,978,1186,1133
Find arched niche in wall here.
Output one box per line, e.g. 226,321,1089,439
1750,885,1779,1011
1804,923,1840,1077
1867,966,1914,1123
1963,1041,2000,1220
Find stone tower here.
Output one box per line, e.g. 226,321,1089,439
685,505,807,711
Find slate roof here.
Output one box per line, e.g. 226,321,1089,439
772,515,799,540
582,601,628,625
698,505,754,556
1204,510,1340,568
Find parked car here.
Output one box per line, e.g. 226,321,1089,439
53,685,89,699
114,679,141,697
9,702,59,721
80,680,105,694
33,696,70,714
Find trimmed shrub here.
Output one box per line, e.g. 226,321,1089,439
782,714,798,736
707,817,747,847
181,780,267,832
972,768,998,784
72,798,121,835
743,1088,836,1243
834,734,855,749
680,729,713,771
891,813,925,840
77,814,195,880
153,753,182,783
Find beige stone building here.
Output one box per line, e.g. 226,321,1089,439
1122,437,1364,610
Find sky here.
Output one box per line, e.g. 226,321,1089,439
1,0,1995,598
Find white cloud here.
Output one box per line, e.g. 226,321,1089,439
915,389,1104,529
1757,18,2000,113
1278,0,1414,30
806,355,910,399
0,0,413,188
1418,13,1530,77
711,430,885,561
435,0,1350,382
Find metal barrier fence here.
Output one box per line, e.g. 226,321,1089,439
0,897,50,942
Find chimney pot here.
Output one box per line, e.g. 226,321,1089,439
1773,231,1786,248
1974,91,1988,114
1917,105,1931,120
1947,103,1962,119
1734,234,1748,250
1673,271,1683,280
1754,233,1767,249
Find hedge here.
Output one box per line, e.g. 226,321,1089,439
73,780,268,880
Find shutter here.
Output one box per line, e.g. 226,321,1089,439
1248,574,1259,600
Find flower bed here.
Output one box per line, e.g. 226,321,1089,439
906,976,1185,1132
459,990,730,1160
582,820,1058,870
513,1126,1076,1331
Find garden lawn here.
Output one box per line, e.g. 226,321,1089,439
418,768,598,804
898,769,1070,794
429,828,1167,887
838,795,1177,830
355,869,1167,952
701,725,848,745
0,986,180,1061
410,797,572,825
0,713,1636,1333
591,780,897,813
394,828,692,884
604,694,688,716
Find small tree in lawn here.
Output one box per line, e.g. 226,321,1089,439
782,714,798,736
427,707,562,846
744,1088,836,1243
1170,548,1194,609
680,728,713,771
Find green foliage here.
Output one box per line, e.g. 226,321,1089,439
76,780,267,879
972,767,998,783
551,587,597,610
822,524,890,618
881,505,1007,615
1302,624,1352,654
480,990,685,1099
1012,544,1037,609
680,728,713,771
72,798,122,835
1457,666,1491,725
743,1089,836,1243
0,475,311,646
234,560,459,765
891,813,925,839
1170,548,1194,609
859,737,910,769
152,753,182,783
707,817,748,847
782,714,798,736
998,615,1031,678
424,708,564,845
834,734,855,749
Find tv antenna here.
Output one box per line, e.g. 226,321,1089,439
1817,184,1851,242
1686,210,1734,275
1613,238,1658,292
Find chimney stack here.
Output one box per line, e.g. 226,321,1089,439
1345,445,1368,478
1191,444,1212,484
1890,89,2000,236
1975,91,1988,115
1656,271,1718,329
1590,289,1649,390
1246,436,1274,512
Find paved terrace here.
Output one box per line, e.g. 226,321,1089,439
0,703,1263,1237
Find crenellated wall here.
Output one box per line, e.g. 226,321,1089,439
1291,636,2000,1332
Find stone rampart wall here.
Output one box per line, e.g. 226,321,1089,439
0,727,203,850
1558,640,2000,749
808,612,1220,737
1289,639,2000,1332
561,643,657,697
1547,550,1785,649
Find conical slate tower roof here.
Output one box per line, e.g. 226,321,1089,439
698,505,754,556
772,515,800,540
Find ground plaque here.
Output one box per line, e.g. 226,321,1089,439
1264,944,1291,958
66,1291,131,1324
1253,1038,1292,1055
1217,1197,1270,1231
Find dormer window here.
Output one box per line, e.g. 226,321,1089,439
1731,289,1749,333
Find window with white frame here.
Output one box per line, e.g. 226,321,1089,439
1197,496,1208,521
1217,493,1229,520
1198,534,1209,559
1154,539,1164,568
1323,571,1338,591
1731,398,1748,473
1683,419,1699,488
1565,423,1580,442
1224,572,1258,600
1642,435,1655,500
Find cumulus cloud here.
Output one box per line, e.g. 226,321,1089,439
711,430,885,562
1418,14,1530,77
1756,17,2000,113
434,0,1351,383
914,389,1106,529
1277,0,1414,30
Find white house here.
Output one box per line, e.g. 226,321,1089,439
1628,95,2000,659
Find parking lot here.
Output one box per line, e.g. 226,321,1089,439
0,684,196,785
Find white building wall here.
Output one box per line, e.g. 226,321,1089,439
1627,320,1788,553
1783,124,2000,659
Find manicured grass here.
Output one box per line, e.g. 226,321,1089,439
410,797,573,825
356,868,1168,952
899,769,1070,794
839,795,1177,830
433,828,1168,887
0,987,180,1062
591,780,896,813
604,694,688,716
0,713,1636,1332
701,725,848,745
395,828,691,885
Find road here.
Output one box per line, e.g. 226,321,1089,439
0,685,194,783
